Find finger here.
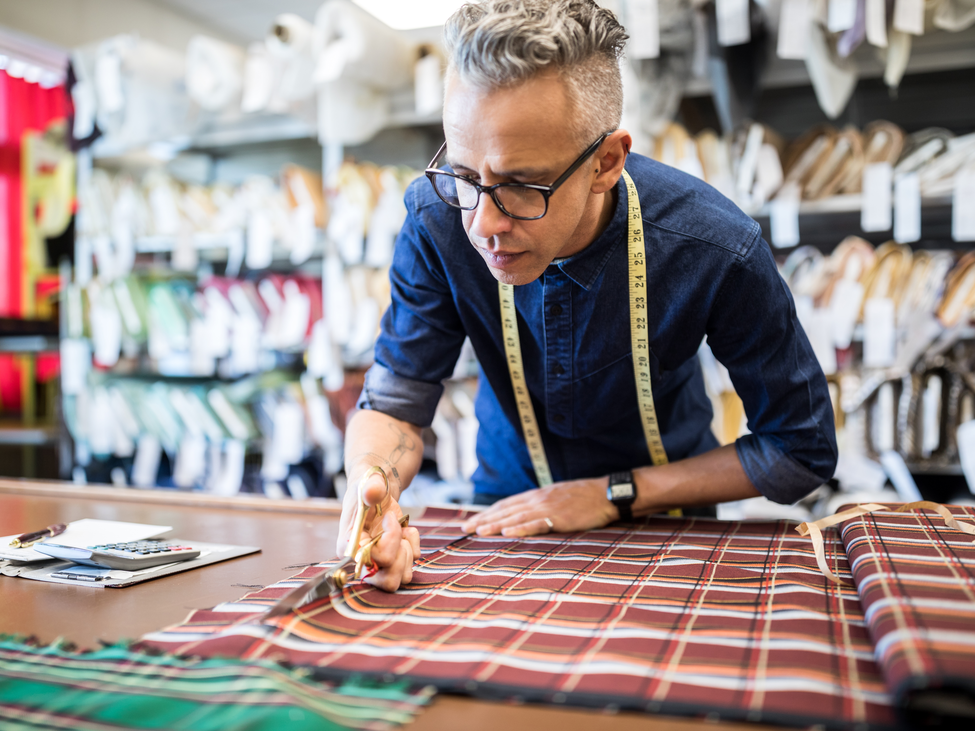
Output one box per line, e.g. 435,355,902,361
474,510,542,536
360,471,391,510
501,518,553,538
403,525,421,561
365,536,411,592
338,471,392,555
367,509,404,567
462,498,533,532
399,538,415,585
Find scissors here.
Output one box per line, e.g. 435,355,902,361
261,466,407,620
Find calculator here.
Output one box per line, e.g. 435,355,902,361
35,540,201,570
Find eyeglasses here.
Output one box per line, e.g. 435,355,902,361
424,132,611,221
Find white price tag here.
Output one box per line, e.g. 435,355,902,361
432,414,458,481
277,281,311,349
627,0,660,59
414,53,444,116
866,0,888,46
802,307,837,376
893,172,921,243
863,297,896,367
716,0,750,46
777,0,811,60
189,319,216,376
246,210,274,270
829,278,864,349
957,420,975,494
213,440,245,496
953,164,975,242
880,450,923,501
307,318,339,382
173,228,198,272
921,376,942,457
827,0,857,32
289,203,316,266
458,416,479,481
893,0,924,35
132,433,162,488
174,435,207,489
90,298,122,368
769,182,801,248
271,401,305,466
324,255,352,346
203,288,232,359
230,315,261,374
861,162,893,232
287,474,310,500
60,339,91,396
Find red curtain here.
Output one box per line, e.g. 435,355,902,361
0,70,67,413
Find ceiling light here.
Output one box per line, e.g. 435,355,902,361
351,0,466,30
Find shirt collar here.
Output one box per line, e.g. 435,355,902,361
550,173,627,291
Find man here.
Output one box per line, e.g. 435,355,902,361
337,0,836,592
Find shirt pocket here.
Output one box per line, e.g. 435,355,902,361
572,347,672,437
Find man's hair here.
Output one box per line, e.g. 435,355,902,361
443,0,628,144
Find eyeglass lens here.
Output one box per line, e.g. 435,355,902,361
432,174,547,219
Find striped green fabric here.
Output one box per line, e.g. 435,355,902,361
0,636,432,730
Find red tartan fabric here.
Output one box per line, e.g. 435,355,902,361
838,504,975,714
140,509,897,729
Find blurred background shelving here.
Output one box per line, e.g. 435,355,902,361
0,0,973,518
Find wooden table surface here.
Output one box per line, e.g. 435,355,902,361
0,479,770,731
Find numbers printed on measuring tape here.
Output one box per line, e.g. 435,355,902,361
499,170,669,489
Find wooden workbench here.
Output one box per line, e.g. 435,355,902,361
0,479,768,731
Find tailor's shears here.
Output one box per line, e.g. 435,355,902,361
261,466,407,620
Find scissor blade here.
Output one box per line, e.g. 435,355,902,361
261,559,351,620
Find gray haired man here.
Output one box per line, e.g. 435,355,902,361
338,0,836,591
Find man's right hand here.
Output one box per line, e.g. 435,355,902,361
336,466,422,593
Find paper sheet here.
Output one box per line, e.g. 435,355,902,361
0,519,171,563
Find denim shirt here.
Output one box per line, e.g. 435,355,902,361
358,153,837,504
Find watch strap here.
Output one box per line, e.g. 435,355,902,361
607,470,635,522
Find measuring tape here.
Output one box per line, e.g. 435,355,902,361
500,168,669,490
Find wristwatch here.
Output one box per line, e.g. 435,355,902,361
606,470,636,522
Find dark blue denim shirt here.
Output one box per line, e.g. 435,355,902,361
358,153,837,505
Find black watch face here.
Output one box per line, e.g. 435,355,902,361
609,481,635,501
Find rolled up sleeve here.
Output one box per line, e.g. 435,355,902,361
706,235,838,504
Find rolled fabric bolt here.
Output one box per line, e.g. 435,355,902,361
186,36,246,111
313,0,414,90
266,14,317,102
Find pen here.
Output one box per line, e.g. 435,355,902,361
9,523,67,548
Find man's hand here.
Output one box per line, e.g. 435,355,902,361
336,468,421,592
460,477,617,537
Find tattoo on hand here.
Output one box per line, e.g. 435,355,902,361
388,423,416,463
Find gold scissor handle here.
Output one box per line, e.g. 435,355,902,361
346,466,411,579
353,514,410,579
345,465,389,559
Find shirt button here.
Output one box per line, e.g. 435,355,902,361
551,414,565,424
550,304,562,317
552,362,564,375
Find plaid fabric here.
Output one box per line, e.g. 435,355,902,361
838,504,975,715
140,509,898,730
0,635,432,731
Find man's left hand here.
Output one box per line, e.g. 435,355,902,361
460,478,618,537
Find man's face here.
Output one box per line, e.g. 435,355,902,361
442,72,603,286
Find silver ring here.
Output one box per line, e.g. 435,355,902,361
543,517,554,531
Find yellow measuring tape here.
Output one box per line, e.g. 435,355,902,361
499,169,668,490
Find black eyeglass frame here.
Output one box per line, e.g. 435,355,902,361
424,132,612,221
